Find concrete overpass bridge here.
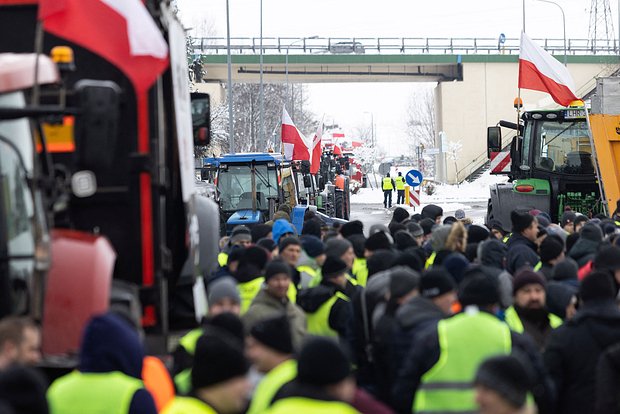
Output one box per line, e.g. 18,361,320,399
194,36,620,183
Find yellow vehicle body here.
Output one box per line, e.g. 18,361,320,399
590,113,620,210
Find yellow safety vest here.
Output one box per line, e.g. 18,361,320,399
162,396,217,414
382,177,394,191
267,397,361,414
47,371,144,414
306,291,350,338
395,176,406,190
246,360,297,414
504,306,563,334
217,252,228,267
414,311,512,413
352,257,369,287
297,265,319,289
239,277,265,315
533,261,543,271
173,327,204,395
425,251,437,270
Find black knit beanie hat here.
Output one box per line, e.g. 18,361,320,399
474,355,531,408
264,259,292,281
297,337,350,386
250,314,293,355
510,210,535,233
192,331,249,390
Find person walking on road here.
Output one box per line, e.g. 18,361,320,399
382,173,395,209
395,172,406,205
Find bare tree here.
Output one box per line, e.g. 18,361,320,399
354,122,373,146
405,87,436,153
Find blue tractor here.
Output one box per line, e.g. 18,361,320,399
202,153,347,235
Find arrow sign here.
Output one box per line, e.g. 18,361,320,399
405,169,423,187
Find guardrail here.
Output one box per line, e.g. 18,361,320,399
191,36,620,55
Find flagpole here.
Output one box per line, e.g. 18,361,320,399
583,105,609,216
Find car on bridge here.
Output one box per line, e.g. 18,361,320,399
329,41,365,54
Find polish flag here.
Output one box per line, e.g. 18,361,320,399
281,106,310,161
518,32,578,107
38,0,169,93
310,121,323,174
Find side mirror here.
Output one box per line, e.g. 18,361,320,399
191,92,211,146
74,80,121,170
487,126,502,158
303,175,312,188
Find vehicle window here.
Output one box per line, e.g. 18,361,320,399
533,120,593,174
0,137,35,315
217,164,278,211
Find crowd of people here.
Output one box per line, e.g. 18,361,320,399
2,202,620,413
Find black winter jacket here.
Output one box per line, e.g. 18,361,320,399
544,300,620,414
506,233,540,274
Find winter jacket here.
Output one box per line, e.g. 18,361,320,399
296,282,354,346
392,310,555,414
271,380,361,413
544,300,620,414
506,233,540,274
386,297,449,405
595,341,620,414
567,238,600,268
243,288,307,350
52,313,157,414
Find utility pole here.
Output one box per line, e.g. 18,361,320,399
225,0,234,152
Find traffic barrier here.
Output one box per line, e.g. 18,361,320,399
405,185,421,209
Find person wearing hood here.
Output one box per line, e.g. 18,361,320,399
424,224,452,269
592,245,620,290
271,219,296,245
478,239,513,309
544,270,620,414
551,258,580,289
243,259,306,350
297,257,354,345
371,269,421,403
506,210,541,274
546,282,578,321
348,234,369,287
47,312,157,414
421,204,444,224
297,235,326,289
567,222,603,271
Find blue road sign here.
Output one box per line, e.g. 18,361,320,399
405,169,423,187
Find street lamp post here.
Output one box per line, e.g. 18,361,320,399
285,36,317,120
536,0,567,65
363,111,375,147
258,0,264,153
225,0,234,152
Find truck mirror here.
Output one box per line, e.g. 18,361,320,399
487,126,502,157
191,92,211,147
74,80,121,170
303,175,312,188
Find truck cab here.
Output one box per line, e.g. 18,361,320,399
486,104,603,230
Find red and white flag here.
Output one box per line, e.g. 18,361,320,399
281,106,310,161
38,0,169,92
518,32,578,106
310,120,323,174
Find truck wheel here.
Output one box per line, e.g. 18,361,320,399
343,190,350,220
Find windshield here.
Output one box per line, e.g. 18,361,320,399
531,119,594,174
218,164,278,211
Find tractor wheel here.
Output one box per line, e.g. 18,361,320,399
335,191,344,219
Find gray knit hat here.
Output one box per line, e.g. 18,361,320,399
207,277,240,305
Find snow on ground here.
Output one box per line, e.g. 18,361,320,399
351,169,508,223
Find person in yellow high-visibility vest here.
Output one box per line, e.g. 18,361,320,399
382,173,395,209
392,270,555,414
246,315,297,414
163,331,250,414
395,171,406,204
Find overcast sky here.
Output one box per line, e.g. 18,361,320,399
176,0,618,153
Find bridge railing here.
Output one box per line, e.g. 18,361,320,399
191,36,619,56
